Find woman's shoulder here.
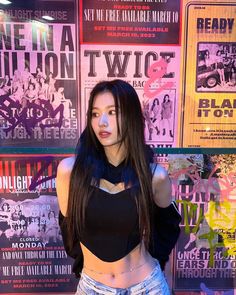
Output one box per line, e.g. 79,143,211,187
150,163,172,207
56,156,76,216
150,163,169,183
57,156,75,175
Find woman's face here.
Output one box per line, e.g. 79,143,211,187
91,91,121,148
164,95,169,102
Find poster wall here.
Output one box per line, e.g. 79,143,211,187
0,1,78,147
0,0,235,294
0,155,77,294
181,2,236,147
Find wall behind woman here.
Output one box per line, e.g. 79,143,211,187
0,0,235,294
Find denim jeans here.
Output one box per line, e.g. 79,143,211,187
75,260,170,295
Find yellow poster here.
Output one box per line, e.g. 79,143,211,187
181,2,236,147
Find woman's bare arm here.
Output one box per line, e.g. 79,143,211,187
151,164,172,208
56,156,75,216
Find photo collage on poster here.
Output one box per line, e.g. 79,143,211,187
0,0,78,147
197,42,236,92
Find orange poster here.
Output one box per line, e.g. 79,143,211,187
181,1,236,147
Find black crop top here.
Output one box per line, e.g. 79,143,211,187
59,161,181,278
80,187,140,262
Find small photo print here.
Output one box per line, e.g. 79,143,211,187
196,42,236,92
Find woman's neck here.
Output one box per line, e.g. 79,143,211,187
104,144,126,167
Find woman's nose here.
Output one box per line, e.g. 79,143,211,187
99,113,108,127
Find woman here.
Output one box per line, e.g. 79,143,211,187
53,87,72,118
21,66,33,91
46,72,56,102
25,83,37,101
0,75,11,95
0,202,11,232
161,94,173,138
38,77,49,100
56,80,181,294
142,100,154,141
215,50,225,86
151,98,161,136
35,66,45,83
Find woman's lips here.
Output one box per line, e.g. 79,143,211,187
98,131,111,138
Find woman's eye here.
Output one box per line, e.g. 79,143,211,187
109,109,116,115
92,112,99,118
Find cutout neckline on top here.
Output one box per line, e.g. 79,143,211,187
98,179,125,194
91,178,132,195
93,185,132,196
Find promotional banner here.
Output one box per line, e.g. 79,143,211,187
0,155,77,294
80,0,181,45
0,2,78,147
181,2,236,147
168,153,236,292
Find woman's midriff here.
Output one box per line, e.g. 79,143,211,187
80,242,157,288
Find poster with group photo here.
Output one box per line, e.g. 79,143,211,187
80,0,181,45
0,155,77,294
80,44,181,160
0,1,78,147
181,2,236,148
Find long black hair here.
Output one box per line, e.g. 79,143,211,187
67,79,154,249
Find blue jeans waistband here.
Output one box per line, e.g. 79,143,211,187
76,259,170,294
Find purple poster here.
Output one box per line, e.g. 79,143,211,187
0,155,77,294
0,1,78,147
